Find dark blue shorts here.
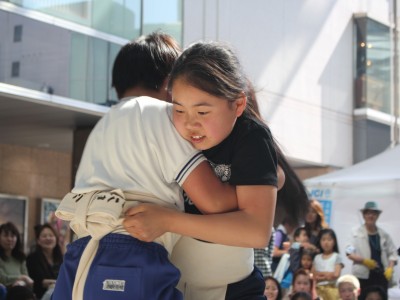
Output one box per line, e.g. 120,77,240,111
225,267,266,300
52,234,182,300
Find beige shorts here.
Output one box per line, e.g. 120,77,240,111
170,236,254,300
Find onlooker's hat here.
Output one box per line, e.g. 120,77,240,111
336,274,360,289
360,201,382,213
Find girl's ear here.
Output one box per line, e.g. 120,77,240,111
235,92,247,117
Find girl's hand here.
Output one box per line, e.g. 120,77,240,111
123,204,176,242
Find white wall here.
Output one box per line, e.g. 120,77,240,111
183,0,392,168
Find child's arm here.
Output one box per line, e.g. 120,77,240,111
124,184,277,248
181,161,238,214
184,161,284,214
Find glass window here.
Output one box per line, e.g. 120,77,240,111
13,25,22,42
0,10,121,105
5,0,182,44
11,61,20,77
142,0,183,45
354,17,391,113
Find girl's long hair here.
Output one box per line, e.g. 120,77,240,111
0,222,26,262
168,41,309,224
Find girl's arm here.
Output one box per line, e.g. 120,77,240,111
180,161,238,214
124,184,277,248
182,161,284,214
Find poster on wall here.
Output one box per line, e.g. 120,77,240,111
308,188,333,227
0,193,28,248
41,198,71,251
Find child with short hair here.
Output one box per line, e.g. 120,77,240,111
337,274,360,300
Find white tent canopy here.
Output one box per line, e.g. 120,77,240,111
305,145,400,186
303,145,400,279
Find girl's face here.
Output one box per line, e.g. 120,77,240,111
301,254,313,270
37,227,57,251
296,230,309,243
293,274,311,292
171,78,245,150
320,233,335,253
0,230,17,253
305,207,317,224
264,279,279,300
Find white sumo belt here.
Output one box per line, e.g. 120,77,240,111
55,189,180,300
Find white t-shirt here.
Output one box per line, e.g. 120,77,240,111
73,96,205,211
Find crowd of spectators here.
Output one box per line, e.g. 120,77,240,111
0,222,62,300
257,199,398,300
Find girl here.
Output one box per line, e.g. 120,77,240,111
312,228,344,300
26,224,63,299
124,41,310,299
0,222,33,289
284,269,318,300
300,249,315,272
264,276,282,300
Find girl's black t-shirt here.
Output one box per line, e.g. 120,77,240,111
184,115,278,215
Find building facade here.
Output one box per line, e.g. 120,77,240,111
0,0,398,246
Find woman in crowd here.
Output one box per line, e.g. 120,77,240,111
305,199,328,246
0,222,33,288
26,224,63,299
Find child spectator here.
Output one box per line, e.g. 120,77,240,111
272,218,296,272
337,274,360,300
281,227,317,289
312,228,344,300
284,268,319,300
300,249,315,273
359,285,387,300
264,275,282,300
291,291,312,300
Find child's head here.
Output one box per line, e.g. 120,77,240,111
337,274,360,300
359,285,387,300
292,269,312,293
264,276,282,300
168,42,251,150
316,228,339,254
300,250,314,270
112,31,181,100
291,291,312,300
293,226,309,243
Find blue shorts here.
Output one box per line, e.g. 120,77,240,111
52,234,182,300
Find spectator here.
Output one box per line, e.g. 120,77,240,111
284,268,318,300
5,285,36,300
359,285,387,300
281,227,318,289
300,249,315,273
305,199,328,246
272,218,297,272
26,224,63,299
346,201,397,292
291,291,312,300
0,222,33,288
312,228,343,300
264,275,282,300
337,274,360,300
